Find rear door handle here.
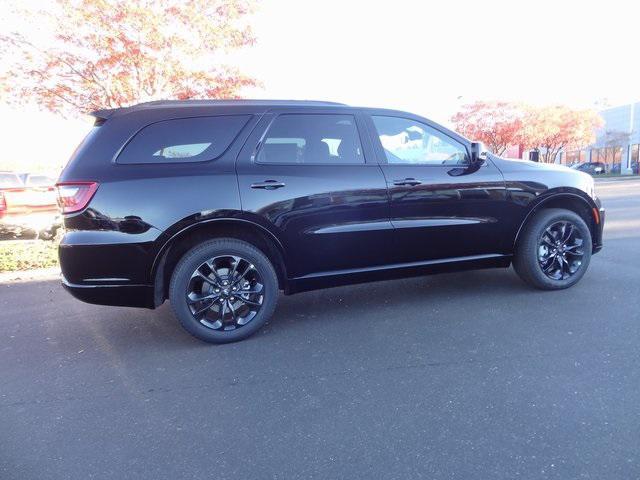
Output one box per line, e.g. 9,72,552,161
393,178,422,186
250,180,286,190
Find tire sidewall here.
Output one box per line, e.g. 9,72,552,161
522,210,592,290
169,240,278,343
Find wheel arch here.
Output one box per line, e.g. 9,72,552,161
513,191,599,251
151,218,288,307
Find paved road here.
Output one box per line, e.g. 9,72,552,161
2,180,639,480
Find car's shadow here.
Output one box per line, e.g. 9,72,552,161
150,266,531,342
5,264,598,356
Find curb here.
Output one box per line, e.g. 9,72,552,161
595,176,640,182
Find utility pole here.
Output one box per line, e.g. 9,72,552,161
623,103,635,175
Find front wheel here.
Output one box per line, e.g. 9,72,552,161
513,208,592,290
169,238,279,344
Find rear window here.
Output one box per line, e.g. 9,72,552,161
116,115,250,164
0,173,22,188
26,175,55,187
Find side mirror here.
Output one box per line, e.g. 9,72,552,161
470,142,488,165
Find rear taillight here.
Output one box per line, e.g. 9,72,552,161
0,192,6,213
55,182,99,214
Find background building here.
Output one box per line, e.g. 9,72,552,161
561,102,639,175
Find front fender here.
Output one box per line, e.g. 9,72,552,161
512,188,602,252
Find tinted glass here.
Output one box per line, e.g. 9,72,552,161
372,116,468,165
26,175,55,187
117,115,250,164
257,114,364,164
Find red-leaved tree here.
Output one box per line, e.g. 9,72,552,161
0,0,258,116
451,101,603,161
523,106,603,163
450,101,525,156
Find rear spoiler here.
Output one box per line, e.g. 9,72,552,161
90,108,119,125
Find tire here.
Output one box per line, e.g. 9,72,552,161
513,208,592,290
169,238,279,344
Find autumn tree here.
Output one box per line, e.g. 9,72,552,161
0,0,258,117
450,101,525,156
523,105,603,163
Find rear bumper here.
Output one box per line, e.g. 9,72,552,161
58,229,161,309
61,275,155,309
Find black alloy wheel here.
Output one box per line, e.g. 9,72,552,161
537,221,585,281
187,255,264,331
513,208,592,290
169,239,279,344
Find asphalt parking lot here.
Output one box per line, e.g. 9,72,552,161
1,179,639,480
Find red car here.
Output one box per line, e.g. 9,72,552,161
0,171,60,239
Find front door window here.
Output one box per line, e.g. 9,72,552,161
371,116,468,166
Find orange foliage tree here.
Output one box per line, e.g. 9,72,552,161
451,101,603,162
0,0,258,116
523,105,603,163
450,101,526,156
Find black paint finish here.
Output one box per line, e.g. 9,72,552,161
57,100,604,308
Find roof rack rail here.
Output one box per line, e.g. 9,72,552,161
90,99,349,120
132,99,348,107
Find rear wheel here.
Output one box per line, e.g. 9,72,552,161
513,208,592,290
169,238,279,343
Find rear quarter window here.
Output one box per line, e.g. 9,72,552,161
116,115,251,164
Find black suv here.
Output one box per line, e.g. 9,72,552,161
57,100,604,343
572,161,606,175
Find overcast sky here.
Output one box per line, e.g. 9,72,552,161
1,0,638,172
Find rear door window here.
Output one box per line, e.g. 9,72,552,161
257,114,364,164
117,115,250,164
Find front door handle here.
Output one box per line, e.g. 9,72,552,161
393,178,422,186
250,180,286,190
